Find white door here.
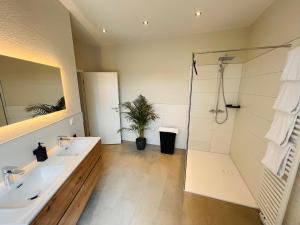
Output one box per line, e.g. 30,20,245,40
83,72,121,144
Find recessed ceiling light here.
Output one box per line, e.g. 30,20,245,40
102,28,107,33
142,20,149,26
195,11,202,17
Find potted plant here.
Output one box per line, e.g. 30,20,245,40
119,95,159,150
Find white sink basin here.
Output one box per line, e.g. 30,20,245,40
0,165,64,209
56,139,91,156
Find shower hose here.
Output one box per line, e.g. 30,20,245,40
215,63,228,124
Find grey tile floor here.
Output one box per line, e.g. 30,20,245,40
78,142,261,225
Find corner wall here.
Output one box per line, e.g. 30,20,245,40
73,39,102,71
230,0,300,224
0,0,84,182
230,44,291,199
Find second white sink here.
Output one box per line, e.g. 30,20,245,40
0,165,64,209
56,138,91,156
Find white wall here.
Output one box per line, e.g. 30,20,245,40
230,45,290,199
229,0,300,224
0,0,84,182
73,39,101,71
99,29,249,149
121,103,188,149
189,64,242,154
248,0,300,47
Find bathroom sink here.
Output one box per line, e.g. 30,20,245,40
0,165,63,209
56,139,91,156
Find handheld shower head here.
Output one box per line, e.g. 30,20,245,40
215,55,235,124
218,55,235,71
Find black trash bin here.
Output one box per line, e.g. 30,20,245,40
159,127,178,154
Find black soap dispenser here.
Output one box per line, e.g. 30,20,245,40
33,142,48,162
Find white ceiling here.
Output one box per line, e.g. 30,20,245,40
62,0,275,46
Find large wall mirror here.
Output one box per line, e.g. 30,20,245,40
0,55,65,127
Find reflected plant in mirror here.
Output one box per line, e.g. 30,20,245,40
0,55,65,127
25,96,65,117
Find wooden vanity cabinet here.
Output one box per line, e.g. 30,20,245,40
30,141,102,225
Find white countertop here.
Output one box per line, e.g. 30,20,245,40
0,137,101,225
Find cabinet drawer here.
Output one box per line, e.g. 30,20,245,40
58,155,103,225
30,142,101,225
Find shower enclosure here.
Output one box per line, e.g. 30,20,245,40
184,44,293,211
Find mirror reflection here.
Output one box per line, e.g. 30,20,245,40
0,55,65,127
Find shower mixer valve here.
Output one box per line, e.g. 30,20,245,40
209,109,225,113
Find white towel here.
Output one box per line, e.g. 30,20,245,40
281,46,300,81
261,142,295,177
273,82,300,114
265,111,298,146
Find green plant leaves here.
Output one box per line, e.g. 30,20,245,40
25,96,65,117
119,95,159,138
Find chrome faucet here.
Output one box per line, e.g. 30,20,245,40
57,136,72,148
2,166,24,188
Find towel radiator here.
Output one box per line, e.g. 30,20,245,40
258,116,300,225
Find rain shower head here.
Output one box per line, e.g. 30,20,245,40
218,56,235,62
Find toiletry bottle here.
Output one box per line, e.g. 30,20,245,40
33,142,48,162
